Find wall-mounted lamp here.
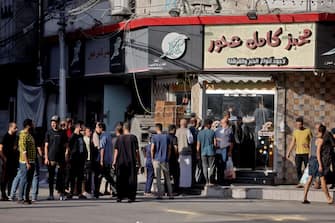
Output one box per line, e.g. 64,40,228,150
247,10,257,20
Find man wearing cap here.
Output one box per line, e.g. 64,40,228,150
44,115,69,200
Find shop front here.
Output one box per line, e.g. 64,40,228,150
125,25,203,116
196,21,326,183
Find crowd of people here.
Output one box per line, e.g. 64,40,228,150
0,115,141,204
0,113,335,205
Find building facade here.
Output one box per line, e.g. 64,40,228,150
42,0,335,184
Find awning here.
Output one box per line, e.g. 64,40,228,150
198,74,273,83
154,76,178,86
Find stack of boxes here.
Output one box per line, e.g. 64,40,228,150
154,100,186,129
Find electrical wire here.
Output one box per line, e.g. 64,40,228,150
124,14,153,114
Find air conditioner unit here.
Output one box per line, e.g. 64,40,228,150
109,0,132,16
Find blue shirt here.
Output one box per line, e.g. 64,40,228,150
197,128,215,156
215,126,233,149
152,134,170,162
99,132,113,165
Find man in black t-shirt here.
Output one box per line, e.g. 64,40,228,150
0,122,18,201
44,115,69,201
168,124,179,194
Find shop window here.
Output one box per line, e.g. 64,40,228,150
206,92,275,170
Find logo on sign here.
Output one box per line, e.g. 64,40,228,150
161,32,188,59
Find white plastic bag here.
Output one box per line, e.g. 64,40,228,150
224,157,236,180
299,165,309,185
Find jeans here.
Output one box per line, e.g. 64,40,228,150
214,153,226,185
32,158,40,200
10,167,23,199
295,154,309,182
145,163,154,193
201,155,215,184
18,163,35,201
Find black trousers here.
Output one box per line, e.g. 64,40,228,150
295,154,309,182
214,154,226,185
69,159,85,195
1,162,17,198
47,161,66,195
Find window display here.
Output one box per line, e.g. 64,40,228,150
206,93,275,169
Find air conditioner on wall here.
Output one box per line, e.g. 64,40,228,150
109,0,132,16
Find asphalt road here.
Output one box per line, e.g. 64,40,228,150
1,195,335,223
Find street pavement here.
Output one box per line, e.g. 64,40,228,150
0,185,335,223
1,189,335,223
1,172,335,223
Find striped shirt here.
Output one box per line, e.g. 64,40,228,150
19,130,36,164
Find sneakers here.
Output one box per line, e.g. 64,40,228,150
47,195,54,200
59,195,66,201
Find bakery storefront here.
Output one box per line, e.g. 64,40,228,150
195,21,325,183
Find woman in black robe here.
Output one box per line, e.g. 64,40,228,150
113,122,140,202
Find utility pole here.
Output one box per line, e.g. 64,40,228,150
37,0,44,85
58,0,67,120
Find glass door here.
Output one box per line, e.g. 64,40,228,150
206,90,275,170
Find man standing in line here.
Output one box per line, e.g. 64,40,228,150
17,119,36,204
113,122,140,202
168,124,179,194
0,122,18,201
176,119,193,192
151,123,173,199
96,122,117,197
44,115,69,200
214,112,234,185
197,119,216,186
287,117,312,187
68,123,87,199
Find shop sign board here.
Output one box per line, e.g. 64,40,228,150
316,23,335,69
148,26,203,71
204,23,316,70
85,38,110,75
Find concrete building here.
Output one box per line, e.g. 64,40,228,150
42,0,335,184
0,0,40,135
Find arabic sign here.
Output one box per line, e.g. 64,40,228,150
85,38,110,75
204,24,316,70
148,26,202,71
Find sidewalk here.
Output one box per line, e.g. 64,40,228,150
201,184,335,203
34,172,334,203
139,173,335,203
